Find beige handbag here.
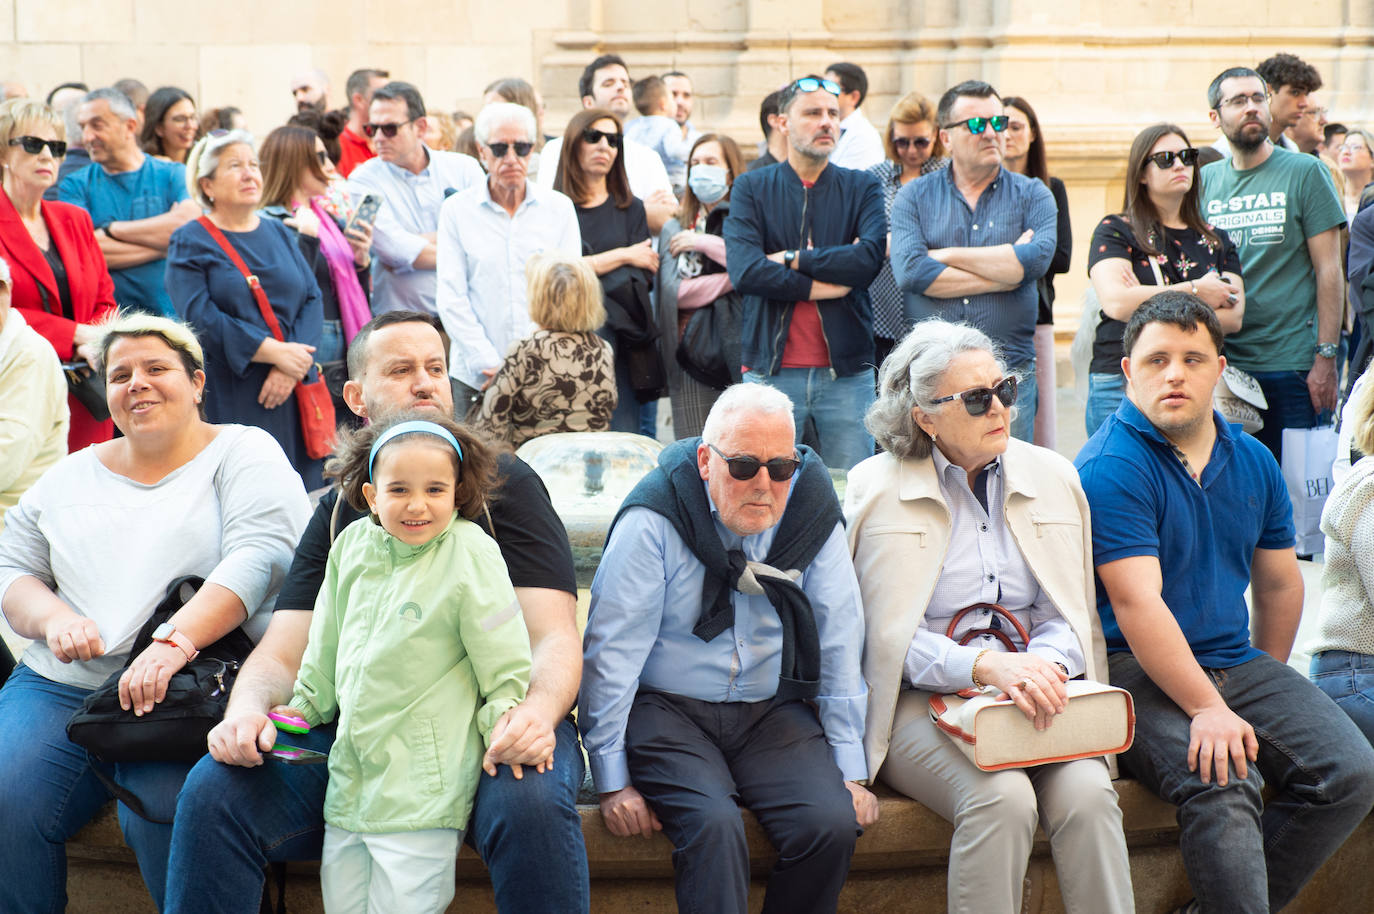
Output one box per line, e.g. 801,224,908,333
928,604,1135,771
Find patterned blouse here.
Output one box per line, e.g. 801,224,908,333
867,156,950,340
473,330,618,448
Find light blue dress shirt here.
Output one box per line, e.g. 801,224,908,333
580,481,869,794
346,146,484,315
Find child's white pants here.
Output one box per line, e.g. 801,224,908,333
320,823,462,914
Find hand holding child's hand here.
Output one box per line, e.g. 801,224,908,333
482,704,557,779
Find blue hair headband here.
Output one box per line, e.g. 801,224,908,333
368,420,464,482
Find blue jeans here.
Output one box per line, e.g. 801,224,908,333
0,665,194,913
164,717,589,914
1007,359,1037,444
317,319,345,365
744,368,875,471
1246,369,1319,462
1085,372,1126,438
1109,652,1374,912
1311,650,1374,745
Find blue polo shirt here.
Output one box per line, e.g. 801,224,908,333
1074,397,1295,668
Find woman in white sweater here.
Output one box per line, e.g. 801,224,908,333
1311,376,1374,743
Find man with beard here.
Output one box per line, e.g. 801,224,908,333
723,76,887,471
1200,67,1345,462
289,69,329,113
1076,292,1374,914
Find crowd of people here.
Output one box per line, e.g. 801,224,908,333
2,48,1374,914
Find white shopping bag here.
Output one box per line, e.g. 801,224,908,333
1281,425,1338,555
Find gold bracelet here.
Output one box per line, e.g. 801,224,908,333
970,648,991,689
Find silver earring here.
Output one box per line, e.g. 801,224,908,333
195,394,202,404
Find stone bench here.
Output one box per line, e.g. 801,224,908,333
64,779,1374,913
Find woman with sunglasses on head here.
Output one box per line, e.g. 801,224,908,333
845,318,1133,914
259,125,373,417
1084,123,1244,435
656,132,745,437
140,87,199,165
1002,97,1071,449
165,130,328,489
866,92,947,370
0,98,117,451
554,108,663,434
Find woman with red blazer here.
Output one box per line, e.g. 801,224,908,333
0,99,117,451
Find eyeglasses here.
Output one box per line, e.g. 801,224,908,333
1340,141,1370,154
892,136,933,151
315,149,329,166
790,77,841,96
1145,148,1199,169
929,376,1019,416
1216,92,1270,111
362,119,413,138
707,443,801,482
942,115,1009,135
8,136,66,157
581,128,622,149
488,141,534,158
1303,106,1328,120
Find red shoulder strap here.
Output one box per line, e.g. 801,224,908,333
196,216,284,343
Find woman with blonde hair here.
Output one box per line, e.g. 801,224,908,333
473,252,616,447
867,92,946,368
0,97,117,451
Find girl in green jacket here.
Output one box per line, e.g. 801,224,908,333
276,412,536,914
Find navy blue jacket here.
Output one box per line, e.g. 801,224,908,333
724,161,887,377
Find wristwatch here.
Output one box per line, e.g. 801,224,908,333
152,623,199,662
1315,342,1339,359
783,250,797,268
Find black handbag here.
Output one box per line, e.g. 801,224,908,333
66,576,255,820
38,285,110,422
676,290,743,391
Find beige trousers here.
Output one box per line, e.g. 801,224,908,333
880,690,1134,914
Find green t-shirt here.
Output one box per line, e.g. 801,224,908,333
1201,147,1345,371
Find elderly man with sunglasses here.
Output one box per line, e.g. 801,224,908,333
435,102,582,408
346,81,483,315
580,382,877,914
890,79,1058,443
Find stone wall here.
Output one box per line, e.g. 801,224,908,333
3,0,1373,320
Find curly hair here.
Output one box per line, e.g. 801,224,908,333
1256,53,1322,95
325,411,500,522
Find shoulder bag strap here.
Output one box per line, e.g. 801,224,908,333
196,216,285,343
329,491,344,543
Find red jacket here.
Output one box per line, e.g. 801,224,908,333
0,187,118,450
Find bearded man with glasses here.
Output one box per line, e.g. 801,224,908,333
890,79,1058,444
1199,66,1345,464
580,382,877,914
346,81,483,315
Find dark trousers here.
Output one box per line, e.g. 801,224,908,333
626,692,858,914
0,641,12,686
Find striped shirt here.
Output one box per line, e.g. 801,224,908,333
890,165,1056,365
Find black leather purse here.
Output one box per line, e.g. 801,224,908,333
66,576,255,821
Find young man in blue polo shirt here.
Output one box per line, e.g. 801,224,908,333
1076,291,1374,914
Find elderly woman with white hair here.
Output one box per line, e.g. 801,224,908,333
843,319,1133,914
436,101,581,410
165,129,326,488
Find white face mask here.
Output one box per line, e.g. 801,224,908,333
688,163,729,204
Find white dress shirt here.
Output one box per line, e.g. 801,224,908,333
830,108,886,171
435,179,583,388
346,146,484,314
535,134,674,200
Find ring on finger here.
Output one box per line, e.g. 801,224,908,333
1017,679,1032,690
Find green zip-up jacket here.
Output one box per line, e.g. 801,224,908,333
290,512,531,832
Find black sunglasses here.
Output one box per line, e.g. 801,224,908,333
581,128,622,149
9,136,66,157
315,149,329,166
1145,148,1199,169
488,141,534,159
892,136,932,151
362,119,413,139
929,376,1018,416
942,115,1009,135
708,443,801,482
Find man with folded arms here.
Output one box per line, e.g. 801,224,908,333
1076,291,1374,914
580,383,877,914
